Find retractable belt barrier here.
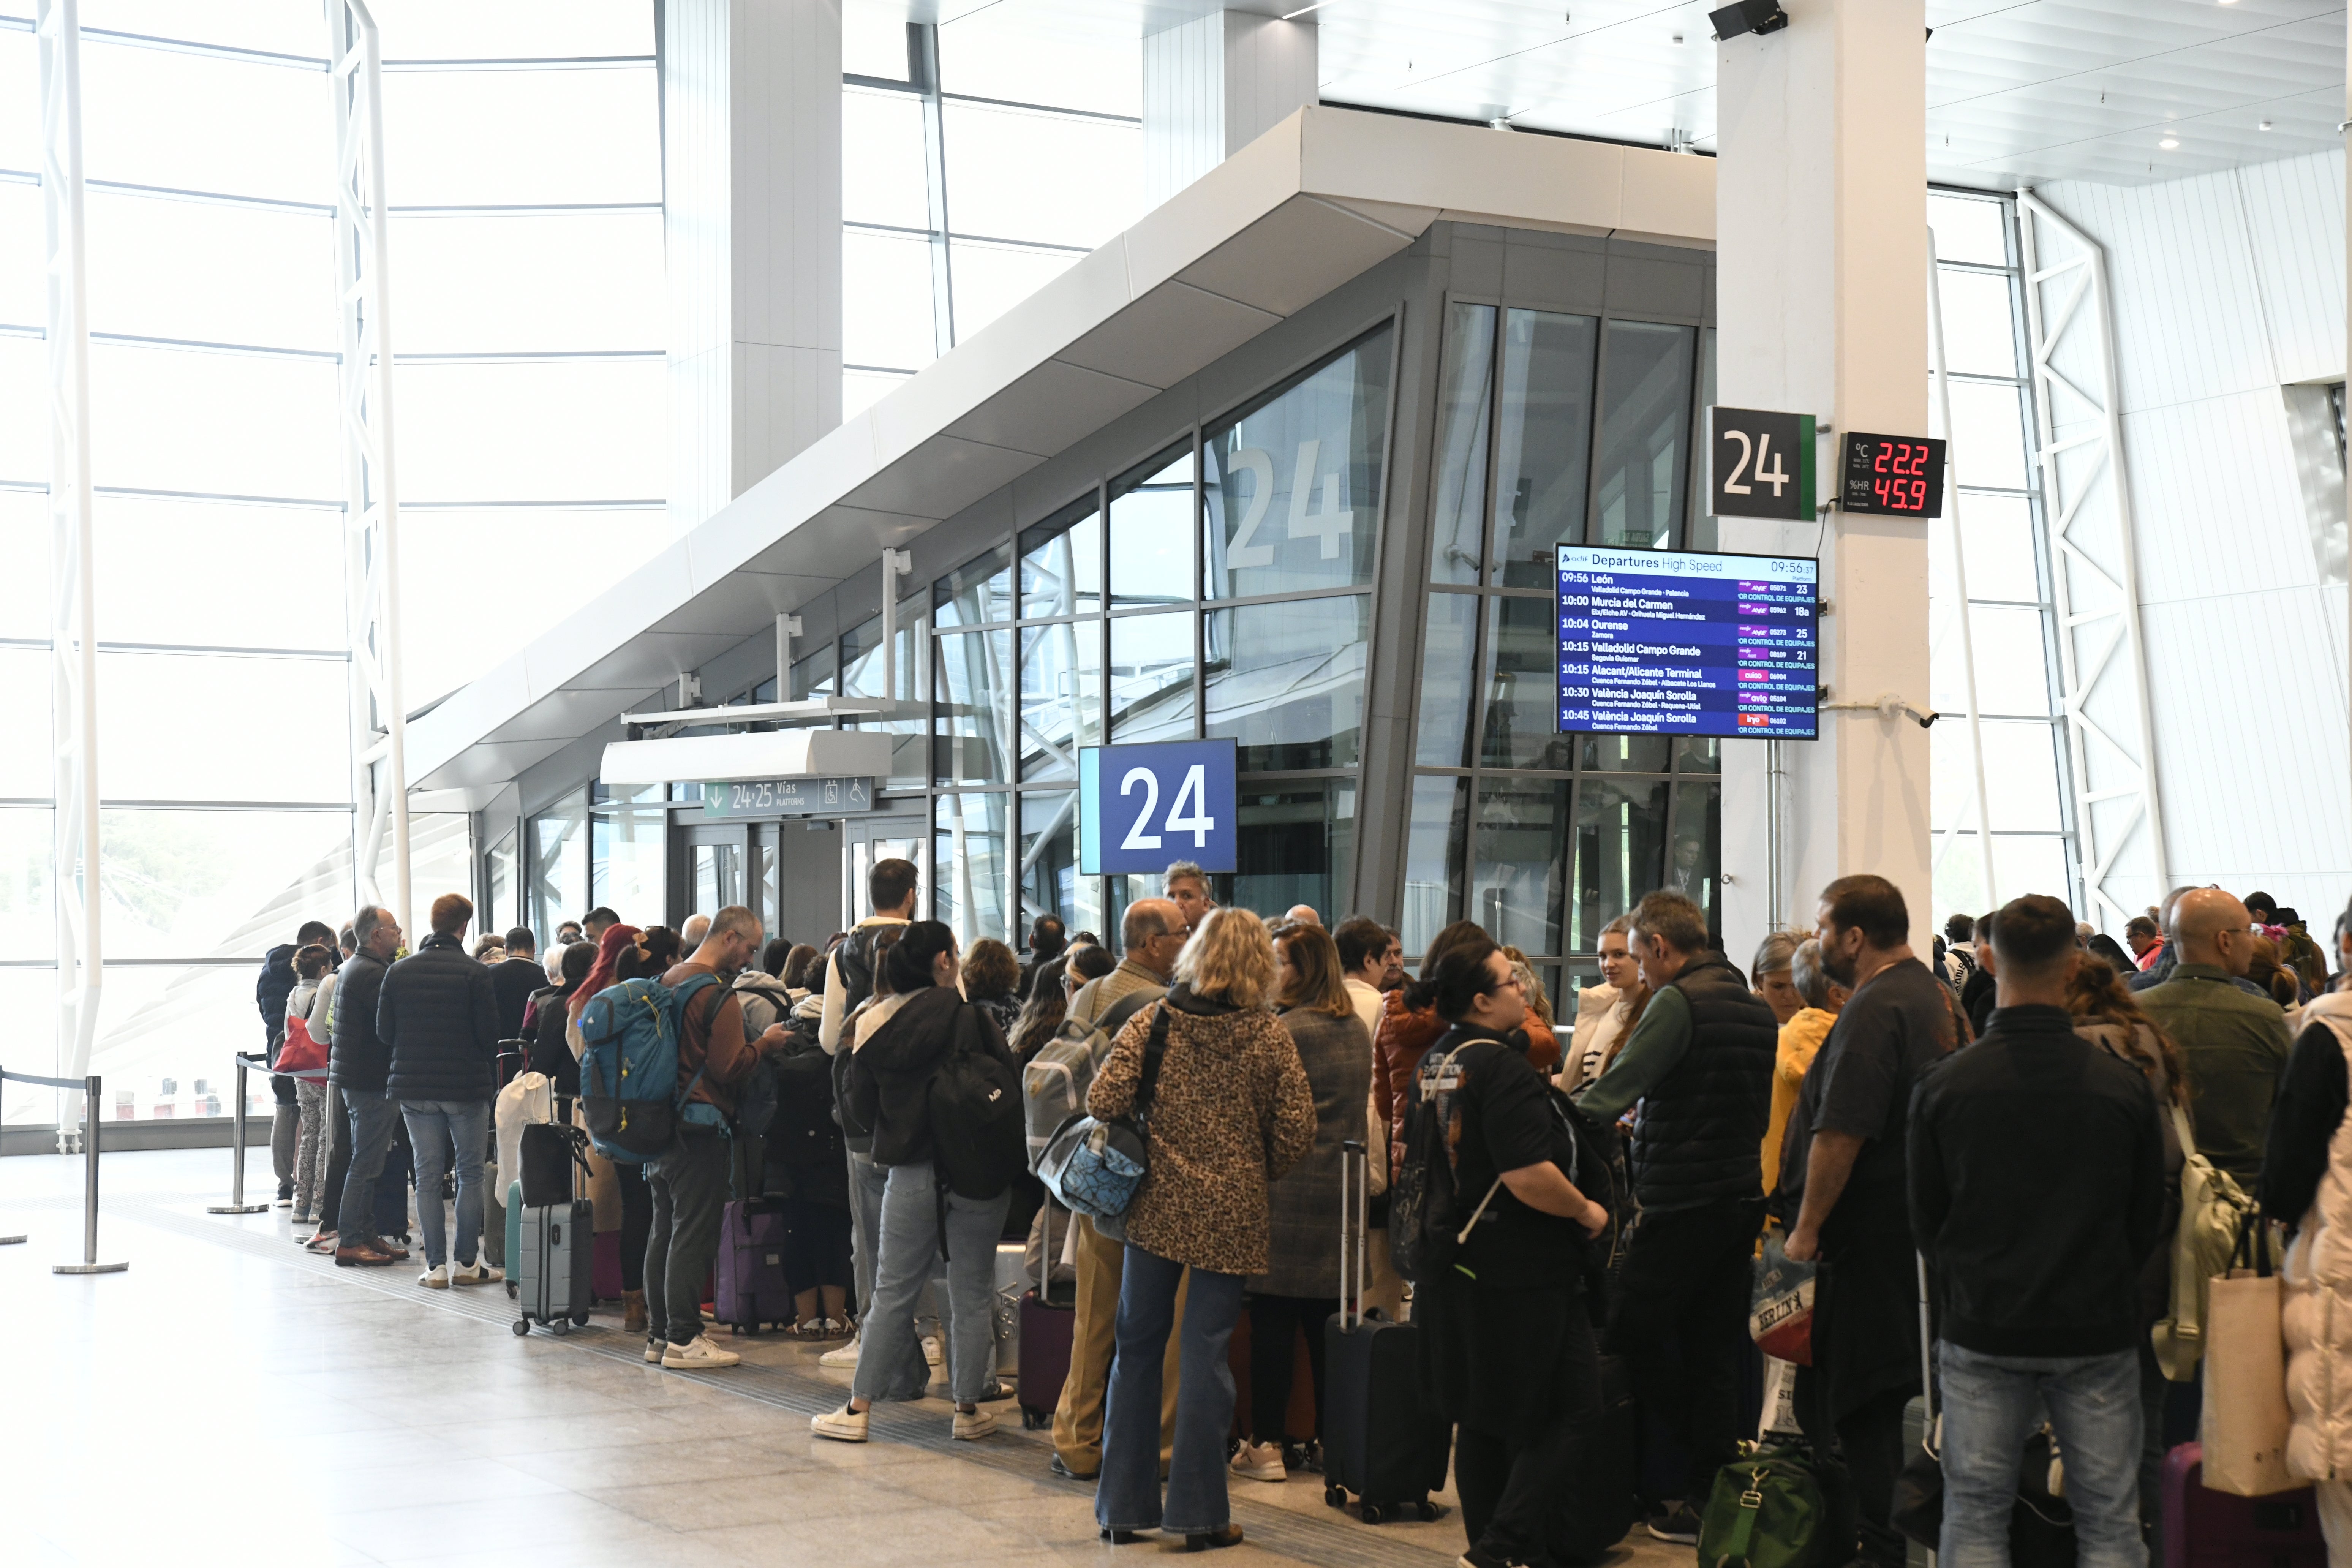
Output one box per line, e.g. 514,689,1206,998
0,1068,128,1273
208,1051,321,1216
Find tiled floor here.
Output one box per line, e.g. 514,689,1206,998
2,1148,1688,1568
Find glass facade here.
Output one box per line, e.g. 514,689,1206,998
1406,299,1720,1002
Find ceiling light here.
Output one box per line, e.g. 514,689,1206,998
2159,136,2179,149
1280,1,1328,18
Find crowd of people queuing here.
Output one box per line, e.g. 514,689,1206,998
250,857,2352,1568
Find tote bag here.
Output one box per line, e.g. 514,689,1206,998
2200,1214,2296,1497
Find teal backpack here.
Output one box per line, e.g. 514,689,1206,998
576,972,722,1162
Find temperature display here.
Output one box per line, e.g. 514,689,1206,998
1840,432,1946,517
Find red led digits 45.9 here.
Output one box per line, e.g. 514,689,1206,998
1840,431,1946,518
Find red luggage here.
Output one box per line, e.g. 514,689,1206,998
1017,1200,1075,1430
2163,1442,2326,1568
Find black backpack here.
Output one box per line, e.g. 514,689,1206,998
830,928,887,1141
771,1031,841,1168
929,1005,1026,1203
1388,1041,1509,1283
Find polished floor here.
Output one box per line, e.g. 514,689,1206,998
3,1147,1687,1568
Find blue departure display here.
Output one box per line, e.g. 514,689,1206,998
1556,545,1819,740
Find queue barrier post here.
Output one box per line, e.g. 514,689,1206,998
0,1067,126,1272
0,1069,22,1244
207,1053,270,1216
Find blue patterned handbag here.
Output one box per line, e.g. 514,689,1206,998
1035,1004,1169,1223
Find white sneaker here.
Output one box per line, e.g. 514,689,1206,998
819,1335,862,1368
923,1334,943,1366
644,1337,665,1364
661,1334,742,1370
811,1403,870,1443
1230,1440,1287,1483
449,1260,504,1286
417,1263,449,1289
953,1406,997,1441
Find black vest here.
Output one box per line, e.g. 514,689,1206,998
1629,951,1777,1208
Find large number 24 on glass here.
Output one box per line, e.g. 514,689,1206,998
1119,765,1217,850
1226,439,1353,566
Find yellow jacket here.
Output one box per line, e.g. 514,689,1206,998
1763,1007,1838,1196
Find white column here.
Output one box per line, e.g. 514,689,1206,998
1716,0,1932,954
666,0,842,534
1142,10,1317,210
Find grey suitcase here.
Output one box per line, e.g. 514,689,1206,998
513,1183,594,1337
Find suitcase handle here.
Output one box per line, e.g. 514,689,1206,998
1339,1139,1366,1332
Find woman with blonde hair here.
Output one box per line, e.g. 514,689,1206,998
1558,915,1651,1093
1092,907,1317,1551
1232,922,1373,1484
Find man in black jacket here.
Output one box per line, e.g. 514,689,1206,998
259,920,337,1205
1573,890,1776,1543
488,926,545,1042
1910,894,2163,1568
330,905,407,1268
379,893,504,1289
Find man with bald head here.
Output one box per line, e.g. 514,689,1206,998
1067,897,1187,1028
2135,887,2294,1184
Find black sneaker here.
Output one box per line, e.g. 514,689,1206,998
1458,1549,1529,1568
1647,1504,1702,1545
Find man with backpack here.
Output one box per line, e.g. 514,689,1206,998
817,859,920,1373
641,904,792,1369
1910,894,2164,1568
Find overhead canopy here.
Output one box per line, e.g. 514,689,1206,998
408,106,1715,795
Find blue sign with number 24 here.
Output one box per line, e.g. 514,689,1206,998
1077,740,1238,876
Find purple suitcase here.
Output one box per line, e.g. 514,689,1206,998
1018,1200,1075,1430
2163,1442,2327,1568
713,1200,792,1335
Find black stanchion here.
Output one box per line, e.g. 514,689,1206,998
0,1067,126,1272
207,1052,271,1216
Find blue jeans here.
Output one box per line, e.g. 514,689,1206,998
401,1099,489,1269
847,1147,941,1342
850,1162,1008,1405
1938,1341,2144,1568
335,1086,403,1248
1098,1246,1244,1536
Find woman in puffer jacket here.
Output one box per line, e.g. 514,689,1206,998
1091,907,1317,1552
2264,985,2352,1555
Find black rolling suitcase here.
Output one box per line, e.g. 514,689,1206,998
1551,1354,1640,1562
1323,1139,1451,1525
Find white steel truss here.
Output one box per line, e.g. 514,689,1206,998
2016,189,2168,930
326,0,411,934
40,0,101,1144
1926,231,1999,914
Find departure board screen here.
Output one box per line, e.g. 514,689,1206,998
1556,545,1819,740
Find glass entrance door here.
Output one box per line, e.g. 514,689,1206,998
673,821,748,929
840,814,928,931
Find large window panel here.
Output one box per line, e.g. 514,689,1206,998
0,29,33,173
591,807,664,922
1581,732,1672,773
1204,596,1367,771
1429,302,1496,584
397,508,669,706
393,360,668,502
1929,193,2010,267
1402,775,1467,955
0,182,37,325
93,496,344,651
842,606,929,790
93,964,285,1121
1935,494,2041,603
0,337,36,484
86,194,335,352
98,808,352,960
1935,270,2019,378
1108,444,1195,607
1231,781,1356,924
1204,324,1394,601
1018,790,1100,939
935,791,1010,944
845,6,915,78
844,89,932,231
1590,320,1694,552
1478,596,1577,772
0,806,52,959
0,648,49,797
1473,776,1569,958
381,68,661,207
1968,605,2056,715
81,45,332,203
935,628,1015,786
1018,618,1101,784
530,793,588,938
845,228,941,371
1415,591,1478,768
1492,308,1597,587
1020,502,1101,620
934,543,1014,629
90,343,339,498
98,652,349,802
1669,779,1723,942
391,212,665,353
1568,777,1669,955
952,240,1082,341
1947,381,2031,490
938,13,1142,118
1108,610,1195,743
1990,835,2070,905
81,0,326,56
0,970,53,1120
370,0,653,56
940,101,1141,250
0,490,49,639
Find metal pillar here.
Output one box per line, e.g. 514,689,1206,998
910,22,955,357
1926,233,1998,912
40,0,102,1148
2015,189,2168,931
327,0,411,937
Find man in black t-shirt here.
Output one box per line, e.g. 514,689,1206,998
1782,874,1962,1568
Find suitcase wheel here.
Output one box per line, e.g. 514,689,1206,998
1323,1486,1345,1508
572,1311,590,1328
1414,1502,1443,1522
551,1319,570,1337
1021,1409,1046,1430
505,1281,517,1300
512,1318,530,1337
1361,1504,1385,1525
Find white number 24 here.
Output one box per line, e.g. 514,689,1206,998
1721,429,1789,497
1119,764,1216,851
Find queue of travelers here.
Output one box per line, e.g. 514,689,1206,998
256,854,2352,1568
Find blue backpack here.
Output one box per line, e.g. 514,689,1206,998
577,972,722,1162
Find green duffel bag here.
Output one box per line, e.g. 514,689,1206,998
1699,1440,1831,1568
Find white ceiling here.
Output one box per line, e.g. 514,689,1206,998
916,0,2348,188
